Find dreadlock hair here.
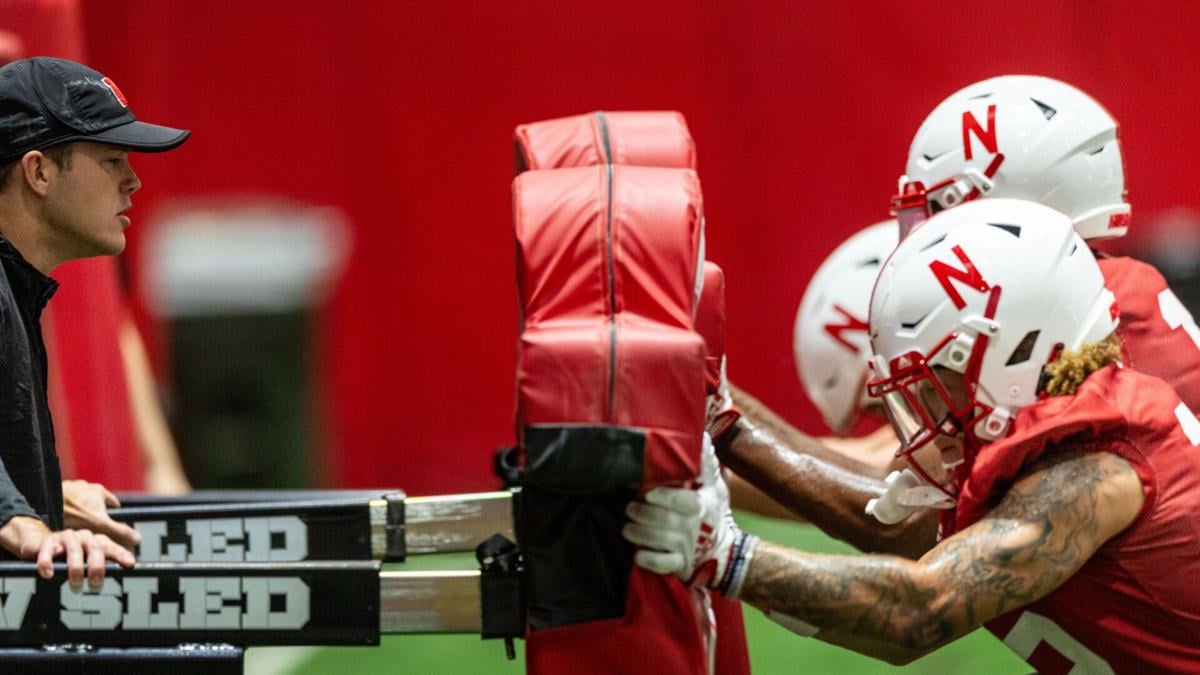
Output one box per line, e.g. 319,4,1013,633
1040,332,1124,397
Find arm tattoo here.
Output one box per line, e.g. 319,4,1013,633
739,449,1140,654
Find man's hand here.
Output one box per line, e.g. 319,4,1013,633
623,434,756,595
0,516,135,587
63,479,141,550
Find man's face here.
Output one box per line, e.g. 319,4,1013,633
42,142,141,260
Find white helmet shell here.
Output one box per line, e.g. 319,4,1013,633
795,221,897,435
902,75,1129,240
869,199,1117,463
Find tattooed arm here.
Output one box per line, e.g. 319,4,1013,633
737,449,1144,664
722,384,938,558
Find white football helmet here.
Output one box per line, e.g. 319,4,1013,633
893,75,1129,241
795,221,898,435
868,199,1117,497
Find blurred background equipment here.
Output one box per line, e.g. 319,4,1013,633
1136,208,1200,316
142,203,350,488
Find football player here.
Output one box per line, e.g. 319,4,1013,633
626,200,1200,670
893,75,1200,412
721,74,1200,548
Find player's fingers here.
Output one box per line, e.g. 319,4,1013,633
626,501,691,531
101,485,120,508
622,522,689,555
634,549,686,575
644,487,702,516
62,530,84,588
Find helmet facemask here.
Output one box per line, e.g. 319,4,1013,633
868,286,1004,501
892,166,999,240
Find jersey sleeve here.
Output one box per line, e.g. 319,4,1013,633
0,453,38,528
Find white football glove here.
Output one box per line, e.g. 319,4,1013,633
623,433,756,595
705,356,740,441
865,468,956,524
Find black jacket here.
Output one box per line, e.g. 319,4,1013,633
0,235,61,537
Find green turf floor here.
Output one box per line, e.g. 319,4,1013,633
268,512,1031,674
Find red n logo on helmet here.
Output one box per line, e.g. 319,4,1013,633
823,305,869,353
929,245,991,310
962,105,998,160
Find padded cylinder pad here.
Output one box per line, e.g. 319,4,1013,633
612,316,705,484
712,595,751,675
517,320,610,425
515,167,608,324
514,140,709,675
610,165,704,330
515,111,696,173
694,262,727,395
515,165,703,330
517,318,705,485
525,567,707,675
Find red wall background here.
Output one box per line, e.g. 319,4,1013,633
60,1,1200,494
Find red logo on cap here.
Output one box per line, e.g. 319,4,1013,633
102,77,128,108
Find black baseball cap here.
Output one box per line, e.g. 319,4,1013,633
0,57,189,164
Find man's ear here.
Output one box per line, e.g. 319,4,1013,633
19,151,54,197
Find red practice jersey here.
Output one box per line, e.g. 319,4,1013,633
1100,255,1200,413
950,365,1200,673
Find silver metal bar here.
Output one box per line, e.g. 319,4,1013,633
369,499,389,559
379,571,481,633
403,491,514,554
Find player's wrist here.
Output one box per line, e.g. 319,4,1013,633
717,530,758,598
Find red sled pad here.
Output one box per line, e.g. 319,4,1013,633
514,111,696,174
525,568,708,675
517,319,610,425
514,166,609,326
694,262,727,395
517,318,705,484
514,165,704,331
712,595,751,675
611,316,706,484
609,165,705,331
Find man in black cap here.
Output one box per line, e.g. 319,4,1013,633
0,56,189,588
